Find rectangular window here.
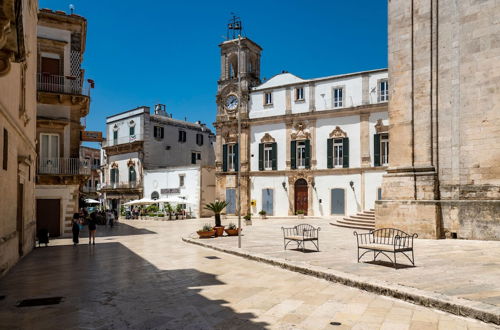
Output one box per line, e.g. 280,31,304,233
154,126,164,139
380,133,389,165
228,144,236,171
178,130,186,142
94,180,99,188
129,126,135,137
113,130,118,144
196,133,204,146
197,153,201,160
333,139,343,168
264,143,273,170
264,92,272,105
333,88,343,108
93,158,100,167
296,141,306,168
179,174,185,187
379,80,389,102
2,128,8,170
295,87,304,101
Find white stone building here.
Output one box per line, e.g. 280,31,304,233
100,105,216,212
143,166,215,218
215,36,389,220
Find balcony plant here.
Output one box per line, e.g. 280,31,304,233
244,213,252,226
224,222,241,236
197,224,215,239
296,209,305,219
204,201,229,237
259,210,267,219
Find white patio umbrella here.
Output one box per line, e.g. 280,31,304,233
157,196,192,204
123,198,156,206
84,198,100,204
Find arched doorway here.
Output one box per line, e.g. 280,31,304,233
294,179,308,215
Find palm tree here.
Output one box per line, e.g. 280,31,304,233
204,201,229,227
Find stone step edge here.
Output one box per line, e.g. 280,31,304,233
182,237,500,326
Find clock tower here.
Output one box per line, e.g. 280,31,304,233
214,18,262,215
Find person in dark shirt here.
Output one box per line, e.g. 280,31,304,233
88,212,97,245
72,213,81,246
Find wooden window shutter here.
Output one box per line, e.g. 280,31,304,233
234,143,239,172
327,138,333,169
305,139,311,169
342,137,349,168
374,134,381,166
258,143,264,171
191,153,196,164
290,140,297,169
222,144,228,172
272,142,277,170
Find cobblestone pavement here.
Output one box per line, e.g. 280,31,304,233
0,219,496,329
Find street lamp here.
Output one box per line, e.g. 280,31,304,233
235,35,242,249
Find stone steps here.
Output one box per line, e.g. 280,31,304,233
331,209,375,230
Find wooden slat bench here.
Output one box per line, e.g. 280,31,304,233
282,224,320,252
353,228,418,268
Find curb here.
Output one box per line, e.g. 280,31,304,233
182,237,500,326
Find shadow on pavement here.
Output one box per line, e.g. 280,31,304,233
0,242,268,329
78,222,157,238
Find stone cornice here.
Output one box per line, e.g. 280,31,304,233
216,166,388,177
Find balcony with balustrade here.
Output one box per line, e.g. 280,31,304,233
36,157,91,185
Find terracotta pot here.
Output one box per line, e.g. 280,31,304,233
224,228,241,236
197,230,215,238
214,226,225,237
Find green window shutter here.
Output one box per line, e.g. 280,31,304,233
291,140,297,169
272,142,277,170
305,139,311,169
258,143,264,171
343,137,349,168
234,143,239,172
222,144,228,172
327,138,333,169
374,134,381,166
191,153,196,164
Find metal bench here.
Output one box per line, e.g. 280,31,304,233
282,224,320,252
353,228,417,268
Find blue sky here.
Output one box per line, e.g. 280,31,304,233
39,0,388,142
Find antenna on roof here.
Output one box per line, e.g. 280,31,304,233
227,13,243,40
69,4,74,14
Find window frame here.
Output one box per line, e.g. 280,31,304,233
333,87,344,108
295,87,304,101
263,143,273,170
179,174,185,187
264,92,273,106
380,133,389,165
333,138,344,168
296,141,306,169
227,144,236,171
378,79,389,102
179,130,187,143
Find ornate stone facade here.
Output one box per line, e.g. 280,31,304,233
376,0,500,240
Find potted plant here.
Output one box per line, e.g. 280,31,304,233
244,213,252,225
259,210,267,219
197,224,215,238
224,222,241,236
176,204,184,220
164,203,174,220
204,201,229,237
296,209,305,219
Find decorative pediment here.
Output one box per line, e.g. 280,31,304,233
260,133,275,143
127,159,135,167
329,126,347,138
111,162,118,169
290,121,311,140
375,119,389,133
223,132,238,144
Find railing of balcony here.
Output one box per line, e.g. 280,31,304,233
82,186,97,193
100,181,142,190
37,73,90,96
101,134,144,147
37,158,91,175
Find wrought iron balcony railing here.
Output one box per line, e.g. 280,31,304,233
100,181,142,190
37,158,91,176
101,134,144,147
37,73,90,96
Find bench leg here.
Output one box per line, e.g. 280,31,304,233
373,250,376,262
411,249,415,266
394,252,397,269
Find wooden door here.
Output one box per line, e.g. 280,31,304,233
262,188,274,216
17,183,24,256
294,179,308,215
36,199,61,237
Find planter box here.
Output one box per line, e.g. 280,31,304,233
224,228,241,236
260,215,266,219
197,230,215,239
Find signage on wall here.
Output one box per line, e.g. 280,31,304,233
161,188,180,194
81,131,103,142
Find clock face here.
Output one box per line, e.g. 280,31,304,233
225,94,239,111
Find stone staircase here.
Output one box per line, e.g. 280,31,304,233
332,209,375,230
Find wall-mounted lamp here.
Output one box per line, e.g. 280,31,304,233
311,180,317,191
282,181,287,191
349,181,355,191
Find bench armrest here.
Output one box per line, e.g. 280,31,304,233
353,231,373,246
394,233,418,249
282,227,297,237
303,227,320,239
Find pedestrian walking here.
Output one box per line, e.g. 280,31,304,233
72,213,81,245
109,210,115,227
88,212,97,245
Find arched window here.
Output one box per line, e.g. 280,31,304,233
151,191,159,200
110,168,119,185
128,166,136,184
228,55,238,79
